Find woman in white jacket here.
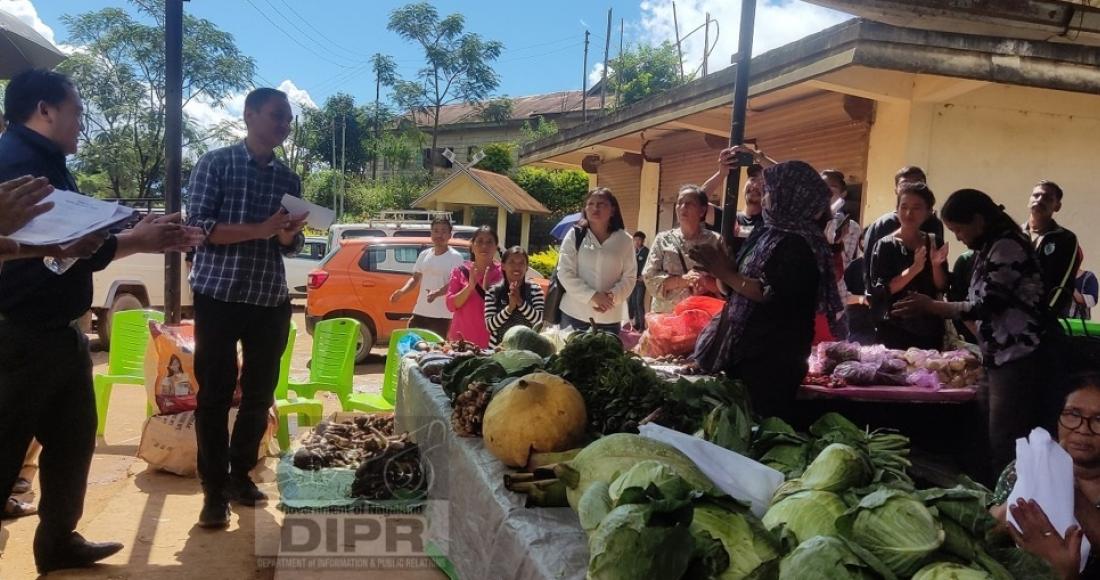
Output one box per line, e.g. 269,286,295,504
557,188,636,333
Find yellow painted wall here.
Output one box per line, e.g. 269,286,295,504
865,84,1100,273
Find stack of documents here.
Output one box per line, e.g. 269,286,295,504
8,189,135,246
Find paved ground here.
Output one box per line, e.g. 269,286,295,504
0,311,447,580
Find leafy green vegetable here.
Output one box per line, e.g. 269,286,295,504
779,535,893,580
488,349,544,375
986,547,1058,580
763,490,847,546
577,481,613,535
774,443,871,503
587,502,695,580
689,502,781,580
500,325,556,357
837,488,945,577
911,562,992,580
607,460,694,504
553,433,718,509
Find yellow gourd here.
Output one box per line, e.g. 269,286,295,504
482,372,587,467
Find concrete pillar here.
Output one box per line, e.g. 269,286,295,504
496,207,508,250
519,213,531,250
637,159,661,240
587,172,598,191
461,206,473,225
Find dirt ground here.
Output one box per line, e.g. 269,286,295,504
0,311,447,580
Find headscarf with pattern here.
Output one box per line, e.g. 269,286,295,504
694,160,843,371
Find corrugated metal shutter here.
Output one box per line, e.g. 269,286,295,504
656,133,723,231
596,157,642,232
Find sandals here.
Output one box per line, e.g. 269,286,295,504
2,496,37,520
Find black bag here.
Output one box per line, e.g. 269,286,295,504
544,226,586,325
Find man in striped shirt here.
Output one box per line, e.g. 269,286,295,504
186,88,307,529
484,247,545,348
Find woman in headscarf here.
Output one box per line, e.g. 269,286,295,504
691,160,843,418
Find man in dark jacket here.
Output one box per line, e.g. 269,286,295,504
629,231,649,329
0,69,191,574
1023,180,1080,315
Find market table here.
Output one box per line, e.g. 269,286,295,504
798,384,978,404
394,358,588,580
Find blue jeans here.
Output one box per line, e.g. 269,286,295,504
560,312,622,335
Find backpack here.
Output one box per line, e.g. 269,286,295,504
543,226,586,325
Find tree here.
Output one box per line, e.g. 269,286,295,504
476,142,514,175
478,97,513,123
387,2,503,160
518,116,558,147
514,166,589,215
370,53,397,179
613,41,690,109
60,0,255,197
300,93,372,174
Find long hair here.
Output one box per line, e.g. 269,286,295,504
580,187,626,233
490,246,534,305
941,189,1021,243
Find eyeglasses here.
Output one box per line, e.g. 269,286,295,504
1059,410,1100,435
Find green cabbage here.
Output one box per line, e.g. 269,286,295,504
608,460,693,504
911,562,992,580
688,502,781,580
488,349,544,374
501,325,556,357
779,535,888,580
587,502,695,580
837,489,944,577
773,443,871,503
762,490,847,546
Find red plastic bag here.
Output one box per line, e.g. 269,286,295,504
673,296,725,318
641,309,716,357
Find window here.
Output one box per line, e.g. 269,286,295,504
358,245,426,275
296,241,327,260
393,229,432,238
341,229,386,239
452,230,475,240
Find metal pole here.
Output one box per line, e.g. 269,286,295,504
340,113,347,220
672,2,684,80
600,8,612,111
616,18,624,101
164,0,184,324
720,0,757,252
703,13,710,76
582,30,590,122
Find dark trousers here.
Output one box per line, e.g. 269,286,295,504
627,282,647,330
408,314,451,340
560,312,621,335
0,321,96,558
984,348,1056,476
732,355,808,420
193,293,290,495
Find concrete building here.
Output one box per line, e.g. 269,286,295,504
518,18,1100,272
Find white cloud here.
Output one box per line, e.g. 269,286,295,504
184,79,317,140
639,0,852,77
588,62,610,87
1,0,56,44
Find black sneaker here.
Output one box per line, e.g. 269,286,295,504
226,476,268,507
198,496,230,529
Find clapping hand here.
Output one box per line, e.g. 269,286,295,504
129,212,195,253
911,245,928,273
688,240,732,280
1008,499,1083,580
507,281,523,310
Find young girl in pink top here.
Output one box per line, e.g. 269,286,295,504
445,226,503,348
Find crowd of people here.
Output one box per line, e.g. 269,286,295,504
1,64,1097,577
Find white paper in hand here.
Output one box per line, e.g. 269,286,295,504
281,194,335,230
1007,427,1090,571
638,423,784,517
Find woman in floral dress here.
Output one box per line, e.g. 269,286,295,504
893,189,1056,475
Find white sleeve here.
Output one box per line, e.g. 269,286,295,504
557,229,597,302
413,249,429,275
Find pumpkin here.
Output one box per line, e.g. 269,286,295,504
482,372,587,467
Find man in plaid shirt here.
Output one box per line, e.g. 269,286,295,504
186,88,307,529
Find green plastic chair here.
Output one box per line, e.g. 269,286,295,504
1061,318,1100,337
93,309,165,437
346,328,444,413
274,322,323,450
285,317,360,413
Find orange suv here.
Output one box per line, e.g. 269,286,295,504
306,237,548,363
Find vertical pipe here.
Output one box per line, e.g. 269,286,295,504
672,2,684,80
600,8,612,111
164,0,184,324
720,0,757,252
703,13,710,76
582,30,590,122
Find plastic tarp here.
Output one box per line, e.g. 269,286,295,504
395,360,588,580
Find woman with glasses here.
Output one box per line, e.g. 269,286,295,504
989,373,1100,580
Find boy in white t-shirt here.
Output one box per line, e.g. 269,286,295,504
390,218,465,338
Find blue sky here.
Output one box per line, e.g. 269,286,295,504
11,0,850,127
